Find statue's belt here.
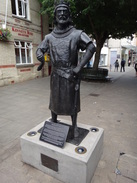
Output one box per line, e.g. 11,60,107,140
52,67,78,81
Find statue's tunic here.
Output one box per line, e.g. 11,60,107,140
36,26,92,115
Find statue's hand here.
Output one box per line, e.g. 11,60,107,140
73,66,81,74
37,62,44,71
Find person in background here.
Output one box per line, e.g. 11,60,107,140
134,61,137,77
114,59,119,72
120,58,126,72
110,64,112,71
128,59,131,66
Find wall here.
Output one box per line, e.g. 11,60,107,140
0,0,49,86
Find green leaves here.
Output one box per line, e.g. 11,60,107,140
39,0,137,39
38,0,137,69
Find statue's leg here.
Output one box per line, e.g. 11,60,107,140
51,111,57,123
71,113,79,138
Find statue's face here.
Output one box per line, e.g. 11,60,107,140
56,6,70,25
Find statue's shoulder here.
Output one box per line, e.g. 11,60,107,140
42,33,54,43
71,28,83,37
73,28,82,33
44,33,52,39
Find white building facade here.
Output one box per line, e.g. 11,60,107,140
100,35,137,68
108,35,137,66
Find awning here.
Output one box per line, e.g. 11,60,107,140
121,45,137,51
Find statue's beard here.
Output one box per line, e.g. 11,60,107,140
56,17,70,25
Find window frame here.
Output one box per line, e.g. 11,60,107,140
11,0,30,20
14,40,33,65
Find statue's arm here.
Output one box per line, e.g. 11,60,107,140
73,43,96,74
36,37,49,71
73,32,96,74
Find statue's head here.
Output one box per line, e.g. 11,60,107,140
54,0,72,26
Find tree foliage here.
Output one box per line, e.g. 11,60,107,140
38,0,137,70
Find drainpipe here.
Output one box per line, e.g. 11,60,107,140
40,6,44,77
2,0,8,29
41,14,43,41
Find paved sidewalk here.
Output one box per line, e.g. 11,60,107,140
0,66,137,183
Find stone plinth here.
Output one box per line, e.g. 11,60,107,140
20,119,104,183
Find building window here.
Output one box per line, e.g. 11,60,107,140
14,41,33,65
11,0,30,20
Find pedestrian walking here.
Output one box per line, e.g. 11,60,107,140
128,59,131,66
110,64,112,71
114,59,119,72
134,61,137,77
120,58,126,72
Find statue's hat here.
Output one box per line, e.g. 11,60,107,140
54,0,70,10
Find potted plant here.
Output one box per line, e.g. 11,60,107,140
0,28,12,41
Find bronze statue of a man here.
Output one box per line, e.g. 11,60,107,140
36,0,96,138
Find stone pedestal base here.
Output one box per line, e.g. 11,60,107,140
20,119,104,183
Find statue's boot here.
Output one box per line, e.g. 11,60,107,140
71,114,79,138
50,111,58,123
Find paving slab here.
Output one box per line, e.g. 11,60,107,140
116,153,137,182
